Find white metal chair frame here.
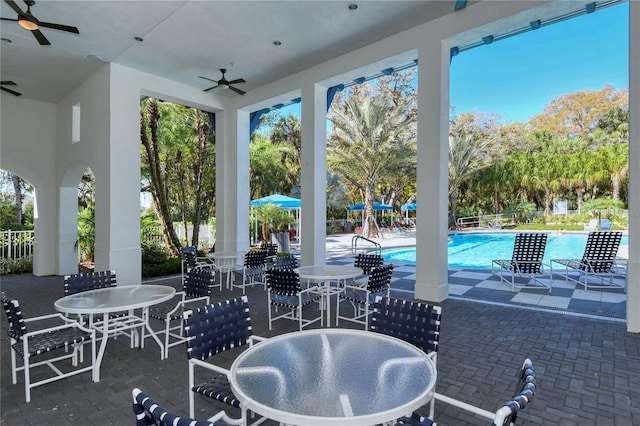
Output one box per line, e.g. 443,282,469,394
336,264,393,329
491,233,551,293
2,295,97,403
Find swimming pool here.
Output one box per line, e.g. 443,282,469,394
381,233,629,269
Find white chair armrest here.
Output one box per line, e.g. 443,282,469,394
24,313,95,337
433,392,495,421
189,357,230,377
168,296,211,318
250,335,268,344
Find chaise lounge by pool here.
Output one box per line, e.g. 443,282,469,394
381,232,629,269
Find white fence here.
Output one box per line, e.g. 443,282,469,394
1,225,215,262
142,225,216,250
0,230,35,259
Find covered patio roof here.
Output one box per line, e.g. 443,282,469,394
1,0,638,334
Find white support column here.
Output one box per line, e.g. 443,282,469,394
414,39,450,303
215,109,251,252
95,67,142,285
626,0,640,333
300,83,327,266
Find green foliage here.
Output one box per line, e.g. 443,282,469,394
0,201,20,230
142,257,181,278
513,223,584,231
141,241,169,266
141,241,180,278
252,203,294,241
77,206,95,262
0,256,33,275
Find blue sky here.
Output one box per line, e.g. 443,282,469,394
277,2,628,125
449,2,629,123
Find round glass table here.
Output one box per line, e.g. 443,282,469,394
296,265,363,326
229,328,436,426
55,285,175,380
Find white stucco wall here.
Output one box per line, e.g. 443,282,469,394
0,95,58,275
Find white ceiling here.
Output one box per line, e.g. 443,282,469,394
0,0,459,103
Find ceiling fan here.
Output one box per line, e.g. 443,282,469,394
199,69,246,95
1,0,79,46
1,81,21,96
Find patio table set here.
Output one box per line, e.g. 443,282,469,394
2,247,540,425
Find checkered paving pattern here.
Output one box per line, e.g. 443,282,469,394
327,255,627,321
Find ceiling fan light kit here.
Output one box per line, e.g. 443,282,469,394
1,0,80,45
198,68,246,95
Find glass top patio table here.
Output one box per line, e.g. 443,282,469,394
55,285,175,380
295,265,363,327
229,328,436,426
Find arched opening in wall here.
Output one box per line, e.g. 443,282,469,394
59,161,91,275
139,97,216,277
0,169,35,274
77,168,96,272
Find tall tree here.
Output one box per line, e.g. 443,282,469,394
448,134,493,227
328,95,415,237
528,85,628,139
140,99,182,256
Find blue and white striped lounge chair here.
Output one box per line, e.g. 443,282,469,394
551,231,624,291
492,233,551,293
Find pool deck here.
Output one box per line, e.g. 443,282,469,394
1,230,636,424
2,265,639,424
323,231,627,321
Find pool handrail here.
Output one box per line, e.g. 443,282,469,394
352,235,382,255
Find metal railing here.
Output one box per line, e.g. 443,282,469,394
0,230,34,260
351,235,382,255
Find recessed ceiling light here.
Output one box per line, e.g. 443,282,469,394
348,3,358,10
134,36,143,42
87,54,106,62
273,40,282,46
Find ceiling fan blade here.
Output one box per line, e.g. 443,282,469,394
228,78,246,85
32,29,51,45
203,85,218,92
198,76,218,83
1,17,19,22
5,0,25,17
229,86,246,96
1,86,22,96
38,21,80,34
1,81,17,85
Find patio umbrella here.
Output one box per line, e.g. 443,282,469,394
346,202,393,211
401,202,416,220
250,194,301,244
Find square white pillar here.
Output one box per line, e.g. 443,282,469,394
414,40,450,303
300,83,328,266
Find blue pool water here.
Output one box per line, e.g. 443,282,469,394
381,233,628,269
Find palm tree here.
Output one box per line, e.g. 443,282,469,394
448,134,493,227
328,95,415,238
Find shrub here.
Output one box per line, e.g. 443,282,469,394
0,256,33,275
142,257,181,278
141,241,169,266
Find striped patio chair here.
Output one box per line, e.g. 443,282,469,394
370,297,441,418
266,268,323,330
182,296,267,424
396,359,536,426
336,264,394,329
132,387,236,425
551,231,624,291
491,233,551,292
2,293,96,403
